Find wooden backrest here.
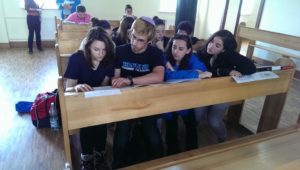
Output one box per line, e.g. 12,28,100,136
165,29,175,38
55,16,62,31
169,25,175,30
57,29,87,40
236,25,300,60
60,23,92,31
55,44,70,76
109,20,120,30
56,39,82,54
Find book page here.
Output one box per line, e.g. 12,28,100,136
232,71,279,83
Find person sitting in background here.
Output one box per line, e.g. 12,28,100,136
64,4,92,24
177,20,205,52
112,16,135,46
163,34,211,155
79,17,113,50
195,30,256,143
56,0,80,19
152,16,170,52
121,4,137,20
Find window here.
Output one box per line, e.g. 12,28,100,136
160,0,177,13
241,0,254,15
20,0,58,10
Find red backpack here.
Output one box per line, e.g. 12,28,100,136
30,89,60,128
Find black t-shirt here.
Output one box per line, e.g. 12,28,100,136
115,44,164,78
64,51,114,87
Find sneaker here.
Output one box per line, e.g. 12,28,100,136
94,150,109,170
37,47,43,52
28,50,33,54
81,154,94,170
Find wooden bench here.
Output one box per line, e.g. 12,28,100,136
236,25,300,61
226,25,300,125
165,29,175,38
109,20,120,30
55,38,83,76
124,121,300,169
58,68,294,166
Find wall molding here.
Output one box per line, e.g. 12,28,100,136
0,43,10,49
9,40,55,48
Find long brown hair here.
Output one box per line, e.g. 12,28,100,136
84,27,115,68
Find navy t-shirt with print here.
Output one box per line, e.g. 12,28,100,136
115,44,164,78
64,51,114,87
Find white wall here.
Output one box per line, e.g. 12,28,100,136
194,0,226,39
255,0,300,70
240,0,261,28
224,0,240,33
0,0,176,43
0,0,9,43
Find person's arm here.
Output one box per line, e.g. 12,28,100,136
101,76,110,86
165,69,199,80
63,13,76,23
113,68,121,78
189,54,207,71
132,65,165,85
112,66,165,88
65,78,93,92
217,53,256,76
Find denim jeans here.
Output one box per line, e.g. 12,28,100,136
26,15,41,51
194,103,229,140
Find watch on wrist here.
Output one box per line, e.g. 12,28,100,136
127,76,134,86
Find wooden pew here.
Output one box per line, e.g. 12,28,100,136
124,123,300,170
57,29,87,41
55,39,82,76
165,29,175,38
227,25,300,126
109,20,120,30
60,23,92,32
58,69,294,165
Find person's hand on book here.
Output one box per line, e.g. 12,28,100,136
199,71,212,79
230,70,242,77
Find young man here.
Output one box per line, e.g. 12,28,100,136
64,5,92,24
177,20,205,52
112,16,164,169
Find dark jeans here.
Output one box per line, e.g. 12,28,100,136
26,15,41,51
113,115,163,169
165,109,198,155
80,124,107,155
